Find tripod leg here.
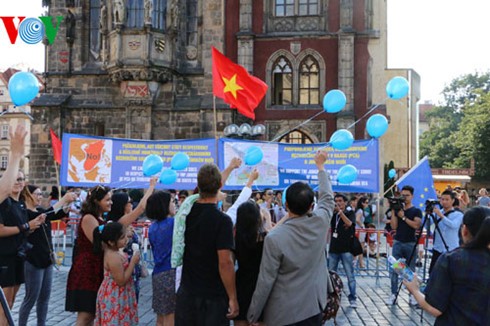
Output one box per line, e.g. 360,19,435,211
392,214,429,305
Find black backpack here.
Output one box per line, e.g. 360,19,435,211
323,270,343,325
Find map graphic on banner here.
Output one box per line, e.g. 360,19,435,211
60,134,217,190
67,138,113,183
219,138,379,193
223,141,280,186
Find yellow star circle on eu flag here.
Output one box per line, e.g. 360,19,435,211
222,74,243,99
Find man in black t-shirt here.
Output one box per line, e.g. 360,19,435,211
175,163,238,325
388,185,422,305
328,194,358,308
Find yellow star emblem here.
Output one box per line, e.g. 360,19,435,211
222,74,243,99
424,187,428,192
420,194,425,198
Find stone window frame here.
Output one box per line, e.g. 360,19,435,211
0,154,8,170
266,48,325,109
0,125,8,140
278,129,314,144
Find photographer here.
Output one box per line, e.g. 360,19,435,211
388,185,422,306
428,190,463,274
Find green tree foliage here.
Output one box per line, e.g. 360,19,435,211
419,72,490,179
451,92,490,178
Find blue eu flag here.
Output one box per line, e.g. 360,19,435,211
395,156,438,210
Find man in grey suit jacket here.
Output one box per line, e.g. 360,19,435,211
247,151,334,325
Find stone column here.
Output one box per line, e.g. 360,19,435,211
337,0,355,132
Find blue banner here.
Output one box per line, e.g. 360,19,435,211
60,133,217,190
219,138,379,193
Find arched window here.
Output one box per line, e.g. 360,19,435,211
299,55,319,105
89,0,101,60
279,130,313,144
272,57,293,105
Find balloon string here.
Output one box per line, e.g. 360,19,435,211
268,111,324,143
346,102,383,130
17,106,34,121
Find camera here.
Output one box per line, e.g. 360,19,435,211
387,196,405,211
425,199,440,212
17,240,34,259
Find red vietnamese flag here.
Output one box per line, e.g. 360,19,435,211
49,128,62,165
212,47,268,120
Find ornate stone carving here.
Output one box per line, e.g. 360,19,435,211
109,68,173,83
297,17,318,31
144,0,153,25
99,3,107,31
113,0,126,25
154,39,166,52
290,42,301,55
274,18,294,32
186,45,197,60
170,0,180,30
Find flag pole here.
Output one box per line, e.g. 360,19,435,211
213,95,218,140
53,161,61,201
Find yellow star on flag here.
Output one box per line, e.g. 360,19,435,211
424,187,428,192
222,74,243,99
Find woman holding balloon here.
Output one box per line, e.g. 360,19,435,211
65,178,156,326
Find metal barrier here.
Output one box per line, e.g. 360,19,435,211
52,218,156,267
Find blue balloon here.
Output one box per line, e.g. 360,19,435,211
159,168,178,185
386,76,409,100
388,168,396,179
329,129,354,150
171,152,190,170
8,71,40,106
337,164,358,184
142,154,163,176
244,146,264,166
323,89,347,113
366,114,389,138
282,186,289,207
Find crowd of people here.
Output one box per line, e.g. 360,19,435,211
0,124,489,326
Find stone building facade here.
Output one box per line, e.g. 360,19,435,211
30,0,403,187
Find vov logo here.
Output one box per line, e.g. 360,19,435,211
1,16,63,45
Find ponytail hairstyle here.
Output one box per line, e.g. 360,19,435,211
81,185,111,217
93,222,124,255
464,207,490,250
20,185,36,208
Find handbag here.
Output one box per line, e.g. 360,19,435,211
350,235,363,256
323,270,343,324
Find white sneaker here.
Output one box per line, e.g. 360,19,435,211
387,294,396,305
349,299,357,308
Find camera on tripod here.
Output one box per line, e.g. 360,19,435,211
425,199,440,213
388,196,405,211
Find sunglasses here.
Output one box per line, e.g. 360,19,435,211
16,178,25,182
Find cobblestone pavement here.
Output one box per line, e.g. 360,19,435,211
10,256,435,326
